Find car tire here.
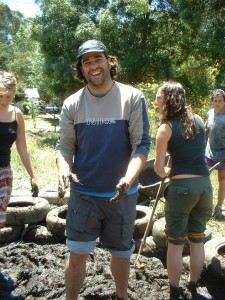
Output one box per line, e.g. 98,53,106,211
38,188,69,204
205,237,225,280
22,224,65,244
0,225,24,244
11,189,69,204
135,236,166,256
6,197,50,226
133,205,156,239
46,205,67,237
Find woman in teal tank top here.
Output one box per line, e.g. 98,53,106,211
0,70,39,229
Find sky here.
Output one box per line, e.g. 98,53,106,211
1,0,40,18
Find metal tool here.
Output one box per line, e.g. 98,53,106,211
209,161,223,173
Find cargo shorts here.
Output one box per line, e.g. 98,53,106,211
164,176,213,245
66,190,137,258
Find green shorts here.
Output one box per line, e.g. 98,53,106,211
164,177,213,245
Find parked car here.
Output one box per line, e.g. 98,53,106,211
38,100,47,114
45,104,61,114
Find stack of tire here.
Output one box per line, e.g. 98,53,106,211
3,196,156,245
135,217,213,261
45,204,156,244
1,196,51,244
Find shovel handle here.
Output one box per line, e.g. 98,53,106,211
136,157,171,263
135,178,166,264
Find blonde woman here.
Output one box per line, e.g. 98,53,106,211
0,70,38,230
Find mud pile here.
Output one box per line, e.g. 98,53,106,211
0,241,225,300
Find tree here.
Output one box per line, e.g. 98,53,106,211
169,0,225,89
0,3,23,69
33,0,181,95
0,3,48,102
32,0,224,107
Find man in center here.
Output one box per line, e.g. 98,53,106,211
55,40,150,300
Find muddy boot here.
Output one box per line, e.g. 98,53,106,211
170,284,189,300
186,281,206,300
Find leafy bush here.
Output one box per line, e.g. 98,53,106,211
25,99,40,128
22,101,29,115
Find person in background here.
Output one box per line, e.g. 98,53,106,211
0,70,39,230
205,89,225,219
154,81,212,300
55,40,150,300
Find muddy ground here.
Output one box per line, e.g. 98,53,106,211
0,238,225,300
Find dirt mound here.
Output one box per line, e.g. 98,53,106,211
0,242,224,299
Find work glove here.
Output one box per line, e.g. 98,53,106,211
108,180,130,204
58,172,82,198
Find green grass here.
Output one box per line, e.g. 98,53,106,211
11,115,59,191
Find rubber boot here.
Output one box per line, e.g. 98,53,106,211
187,281,206,300
187,281,197,294
170,284,189,300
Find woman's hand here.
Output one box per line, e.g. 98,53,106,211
162,166,171,178
31,177,39,197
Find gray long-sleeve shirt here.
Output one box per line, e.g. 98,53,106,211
56,81,150,196
205,108,225,162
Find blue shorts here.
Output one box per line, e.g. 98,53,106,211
66,190,137,258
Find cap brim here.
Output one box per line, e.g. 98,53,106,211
77,49,106,59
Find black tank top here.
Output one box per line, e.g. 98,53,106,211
0,109,18,167
167,115,209,177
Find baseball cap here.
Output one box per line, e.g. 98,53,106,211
77,40,108,59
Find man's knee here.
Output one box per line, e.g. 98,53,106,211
69,251,89,266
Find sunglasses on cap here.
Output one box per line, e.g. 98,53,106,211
213,89,225,96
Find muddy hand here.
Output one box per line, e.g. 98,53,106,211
68,172,82,185
58,172,82,198
31,184,39,197
58,173,70,198
30,177,39,197
108,182,129,204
